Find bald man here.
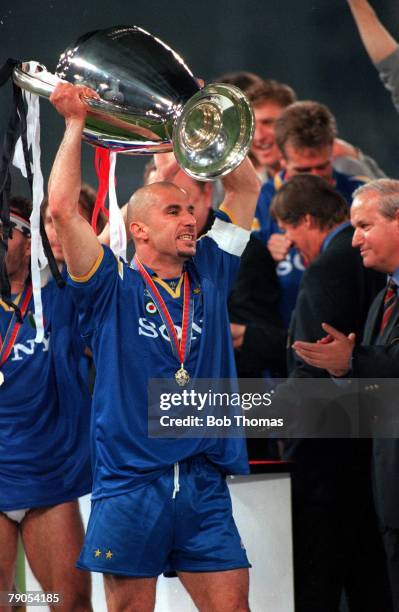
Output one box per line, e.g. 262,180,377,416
48,82,259,612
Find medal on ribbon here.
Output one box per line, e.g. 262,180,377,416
134,256,193,386
0,284,33,386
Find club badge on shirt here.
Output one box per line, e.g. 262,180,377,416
145,301,158,315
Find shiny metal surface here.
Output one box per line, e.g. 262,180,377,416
13,26,254,180
174,83,254,179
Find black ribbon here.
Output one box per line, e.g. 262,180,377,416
0,59,64,321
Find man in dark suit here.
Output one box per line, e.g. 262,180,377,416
270,174,389,611
293,178,399,611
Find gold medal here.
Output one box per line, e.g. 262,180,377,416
134,257,194,387
175,365,190,387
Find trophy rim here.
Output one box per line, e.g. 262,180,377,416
172,83,255,181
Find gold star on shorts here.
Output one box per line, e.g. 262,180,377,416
94,549,102,557
106,550,113,559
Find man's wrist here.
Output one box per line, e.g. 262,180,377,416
330,367,351,378
329,350,353,378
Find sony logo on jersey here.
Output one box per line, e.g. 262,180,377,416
276,252,306,277
11,335,50,361
138,317,202,341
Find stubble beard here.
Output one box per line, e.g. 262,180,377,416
176,244,196,259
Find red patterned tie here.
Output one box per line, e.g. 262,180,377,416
380,279,397,334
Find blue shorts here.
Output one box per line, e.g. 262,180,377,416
77,455,250,577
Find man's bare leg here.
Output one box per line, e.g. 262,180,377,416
20,500,91,612
103,575,157,612
178,568,250,612
0,513,18,612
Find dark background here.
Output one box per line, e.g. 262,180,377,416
1,0,399,203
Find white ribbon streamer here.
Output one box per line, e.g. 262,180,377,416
12,84,47,343
12,136,27,178
108,152,127,261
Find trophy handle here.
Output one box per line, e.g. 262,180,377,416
12,62,169,150
13,62,102,111
13,62,62,98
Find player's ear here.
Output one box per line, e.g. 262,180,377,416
130,221,149,242
304,214,312,228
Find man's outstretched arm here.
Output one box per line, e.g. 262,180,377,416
347,0,398,64
48,82,103,278
219,157,260,230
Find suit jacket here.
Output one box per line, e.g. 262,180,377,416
288,225,384,375
352,286,399,527
228,234,287,377
281,225,385,503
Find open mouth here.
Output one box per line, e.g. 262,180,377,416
177,233,195,242
253,142,272,151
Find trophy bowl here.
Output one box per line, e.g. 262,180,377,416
13,25,254,180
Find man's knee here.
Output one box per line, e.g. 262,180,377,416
55,571,92,612
104,574,157,612
178,568,249,612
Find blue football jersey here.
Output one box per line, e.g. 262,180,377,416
68,220,250,501
0,273,92,511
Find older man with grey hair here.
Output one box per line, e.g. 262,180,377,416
294,178,399,610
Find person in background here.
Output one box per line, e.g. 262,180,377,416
245,79,297,182
292,178,399,611
0,196,93,612
253,100,369,330
270,174,388,611
347,0,399,114
217,70,263,93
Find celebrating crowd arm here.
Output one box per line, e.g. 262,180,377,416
347,0,398,64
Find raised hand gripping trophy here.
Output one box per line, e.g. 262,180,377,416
13,25,254,180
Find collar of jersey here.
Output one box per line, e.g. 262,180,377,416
153,274,184,298
132,257,201,296
0,292,22,312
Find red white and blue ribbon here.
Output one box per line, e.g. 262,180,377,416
0,283,33,367
133,255,194,367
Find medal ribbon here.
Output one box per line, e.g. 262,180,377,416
134,256,192,366
0,284,33,366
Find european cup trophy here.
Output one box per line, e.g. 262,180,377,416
13,25,254,180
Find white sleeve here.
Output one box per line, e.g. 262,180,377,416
205,218,250,257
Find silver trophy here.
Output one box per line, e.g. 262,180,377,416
13,25,254,180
